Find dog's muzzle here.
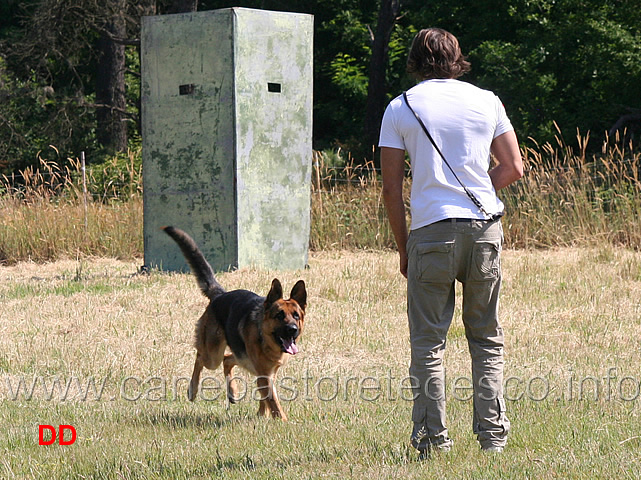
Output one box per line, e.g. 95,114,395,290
274,324,300,355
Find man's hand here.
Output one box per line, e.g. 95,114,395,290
399,250,408,279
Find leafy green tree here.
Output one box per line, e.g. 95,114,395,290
404,0,641,146
0,0,150,172
469,0,641,145
1,0,640,174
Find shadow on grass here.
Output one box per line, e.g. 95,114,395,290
132,408,236,430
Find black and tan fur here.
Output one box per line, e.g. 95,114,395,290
163,226,306,420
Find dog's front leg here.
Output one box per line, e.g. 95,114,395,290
268,383,287,420
256,376,272,417
256,375,287,421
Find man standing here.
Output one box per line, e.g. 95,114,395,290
379,28,523,455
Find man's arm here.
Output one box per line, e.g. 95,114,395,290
489,130,524,190
381,146,409,278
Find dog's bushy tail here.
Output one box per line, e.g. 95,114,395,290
162,226,225,300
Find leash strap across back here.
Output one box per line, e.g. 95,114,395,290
402,91,496,219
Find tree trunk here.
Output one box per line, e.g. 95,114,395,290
96,0,128,154
364,0,400,165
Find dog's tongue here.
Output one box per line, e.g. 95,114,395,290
283,339,299,355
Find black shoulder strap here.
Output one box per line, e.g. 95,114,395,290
402,91,495,219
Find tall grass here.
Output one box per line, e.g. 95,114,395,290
0,134,640,263
0,149,142,264
503,129,641,248
309,150,405,250
311,131,641,250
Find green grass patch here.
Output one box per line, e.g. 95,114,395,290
2,250,641,478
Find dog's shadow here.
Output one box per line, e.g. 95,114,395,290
135,408,234,430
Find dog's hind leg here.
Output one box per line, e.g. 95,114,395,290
189,320,226,401
223,353,240,404
188,354,204,401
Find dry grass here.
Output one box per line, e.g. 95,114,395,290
1,135,641,263
310,155,401,251
1,136,641,477
0,150,143,264
503,130,641,248
311,132,641,251
0,197,142,263
2,248,641,478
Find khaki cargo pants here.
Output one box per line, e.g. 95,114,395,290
406,218,510,451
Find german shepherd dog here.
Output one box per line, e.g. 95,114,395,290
163,226,306,420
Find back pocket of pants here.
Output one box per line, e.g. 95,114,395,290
470,241,501,281
415,241,455,284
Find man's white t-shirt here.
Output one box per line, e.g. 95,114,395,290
378,79,514,231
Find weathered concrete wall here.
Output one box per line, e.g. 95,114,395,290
234,9,313,270
141,8,312,272
142,10,237,272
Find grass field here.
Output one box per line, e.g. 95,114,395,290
2,248,641,479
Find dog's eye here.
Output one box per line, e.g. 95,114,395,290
276,311,286,321
292,312,300,321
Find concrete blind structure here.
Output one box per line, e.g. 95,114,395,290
141,8,313,272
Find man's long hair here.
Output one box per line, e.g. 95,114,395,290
406,28,471,80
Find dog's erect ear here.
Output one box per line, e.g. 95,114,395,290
265,278,284,306
289,280,307,311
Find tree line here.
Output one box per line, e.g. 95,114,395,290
0,0,639,173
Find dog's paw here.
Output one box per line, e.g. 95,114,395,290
187,383,197,402
226,377,240,403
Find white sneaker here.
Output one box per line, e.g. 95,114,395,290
482,446,504,453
